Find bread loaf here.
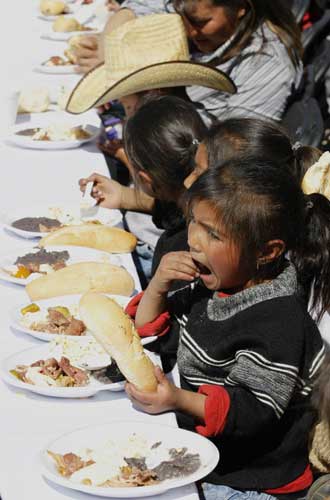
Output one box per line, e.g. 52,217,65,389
18,88,50,114
79,293,157,392
26,262,135,300
53,16,80,32
39,225,137,253
301,152,330,200
40,0,67,15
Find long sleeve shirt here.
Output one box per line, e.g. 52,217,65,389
120,1,303,123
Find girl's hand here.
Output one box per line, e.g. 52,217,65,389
105,0,121,12
150,251,200,295
73,35,101,74
125,366,179,414
78,173,123,209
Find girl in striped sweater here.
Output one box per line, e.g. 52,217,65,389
125,156,330,499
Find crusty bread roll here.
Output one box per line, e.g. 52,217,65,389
39,225,137,253
68,34,83,49
40,0,67,15
79,293,157,392
18,88,50,114
301,152,330,200
53,16,80,32
26,262,135,300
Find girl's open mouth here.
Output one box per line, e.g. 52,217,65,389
193,259,212,276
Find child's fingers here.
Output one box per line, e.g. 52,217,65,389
126,383,154,405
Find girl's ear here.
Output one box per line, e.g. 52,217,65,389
238,7,246,19
257,239,286,266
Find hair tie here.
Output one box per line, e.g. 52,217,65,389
192,138,200,146
292,141,302,152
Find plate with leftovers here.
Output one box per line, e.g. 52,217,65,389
9,123,99,150
1,203,122,239
0,245,116,286
35,56,78,74
0,342,158,396
10,294,142,343
40,421,219,497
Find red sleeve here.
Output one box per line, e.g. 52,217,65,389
125,292,171,338
195,385,231,437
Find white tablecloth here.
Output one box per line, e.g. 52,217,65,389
0,3,199,500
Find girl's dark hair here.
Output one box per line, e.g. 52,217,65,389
205,118,322,182
124,95,207,201
186,156,330,321
173,0,302,66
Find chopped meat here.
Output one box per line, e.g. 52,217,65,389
47,451,95,477
58,357,89,386
65,318,86,336
47,308,70,327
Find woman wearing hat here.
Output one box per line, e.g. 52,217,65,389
72,0,302,123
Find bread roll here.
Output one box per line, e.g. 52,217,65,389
53,16,80,32
301,152,330,200
26,262,135,300
79,293,157,392
39,225,137,253
18,88,50,114
40,0,67,15
68,35,83,49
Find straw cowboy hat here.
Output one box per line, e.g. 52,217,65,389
66,13,236,114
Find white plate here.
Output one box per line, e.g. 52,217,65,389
41,28,99,41
10,293,129,341
10,294,157,352
0,345,159,397
34,63,78,74
8,124,99,150
1,202,122,239
40,421,219,497
0,245,119,286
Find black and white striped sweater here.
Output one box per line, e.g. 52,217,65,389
166,264,324,490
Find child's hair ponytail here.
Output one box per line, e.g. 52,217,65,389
291,192,330,321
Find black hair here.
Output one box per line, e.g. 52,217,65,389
186,156,330,321
173,0,302,66
123,95,207,201
204,118,322,182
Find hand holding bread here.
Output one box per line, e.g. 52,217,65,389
79,293,157,392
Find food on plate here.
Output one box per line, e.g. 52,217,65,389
12,216,62,233
79,293,157,392
47,435,201,486
21,303,41,315
52,16,94,32
63,48,77,64
39,225,137,253
302,151,330,200
11,356,89,387
68,34,83,49
43,55,74,67
26,262,135,300
16,124,92,142
40,0,68,16
20,303,86,336
17,87,50,114
49,336,110,366
3,248,70,279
